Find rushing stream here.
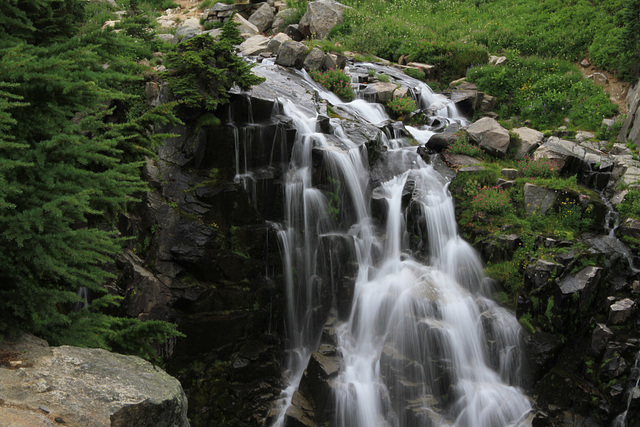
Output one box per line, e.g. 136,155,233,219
233,61,532,426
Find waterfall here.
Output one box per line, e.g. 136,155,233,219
253,61,531,426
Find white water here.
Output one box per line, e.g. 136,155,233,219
267,64,530,426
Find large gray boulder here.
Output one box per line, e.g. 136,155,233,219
466,117,511,157
275,40,309,68
0,334,189,427
248,2,275,32
523,183,557,215
239,35,271,56
233,13,260,38
362,81,398,104
267,32,291,53
303,47,325,71
172,18,202,44
298,0,347,39
512,127,544,159
618,78,640,147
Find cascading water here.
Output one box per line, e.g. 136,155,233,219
255,61,531,426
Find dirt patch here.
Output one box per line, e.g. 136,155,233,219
0,350,31,370
579,59,631,115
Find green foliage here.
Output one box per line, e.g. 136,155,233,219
471,186,513,215
444,133,483,157
618,189,640,219
517,156,559,178
163,18,265,113
284,0,309,27
333,0,634,81
467,51,618,130
0,0,181,357
387,96,417,118
309,68,355,101
405,67,426,81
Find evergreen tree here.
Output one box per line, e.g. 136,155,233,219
0,0,181,359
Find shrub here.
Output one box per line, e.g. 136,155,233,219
405,68,425,81
518,155,559,178
309,68,355,101
445,133,483,157
403,39,489,82
618,189,640,220
387,95,416,118
471,186,512,215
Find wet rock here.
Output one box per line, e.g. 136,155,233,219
427,132,456,152
523,183,557,215
0,334,189,427
512,127,544,159
248,2,275,32
275,40,308,68
608,298,636,325
362,81,398,104
303,47,325,71
466,117,511,157
523,332,562,381
449,82,481,118
590,323,614,355
298,0,347,39
599,355,627,382
617,218,640,241
284,391,316,427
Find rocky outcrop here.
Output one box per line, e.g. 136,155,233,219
248,2,275,32
466,117,511,157
512,127,544,159
275,40,308,68
618,77,640,147
298,0,347,39
0,334,189,427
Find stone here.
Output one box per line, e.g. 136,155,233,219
523,183,557,215
266,32,291,53
608,298,636,324
272,8,299,33
587,72,609,87
362,81,398,104
239,35,271,56
557,266,602,309
406,62,436,79
479,93,498,113
489,55,507,66
533,136,604,177
427,133,457,152
275,40,308,68
617,218,640,241
298,0,347,39
172,18,202,43
303,47,325,71
233,13,260,38
0,334,189,427
285,24,305,41
590,323,614,354
248,2,275,32
512,127,544,159
466,117,511,157
525,258,563,291
501,168,519,180
322,53,346,70
618,77,640,147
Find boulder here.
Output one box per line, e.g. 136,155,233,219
272,8,300,33
512,127,544,159
608,298,636,324
285,24,305,41
525,258,563,291
618,78,640,147
557,266,602,309
303,47,325,71
275,40,308,68
239,35,271,56
233,13,260,38
466,117,511,157
248,2,275,32
266,32,291,53
590,323,614,354
362,81,398,104
298,0,347,39
172,18,202,44
617,218,640,241
523,183,557,215
322,52,346,70
449,82,481,117
0,334,189,427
